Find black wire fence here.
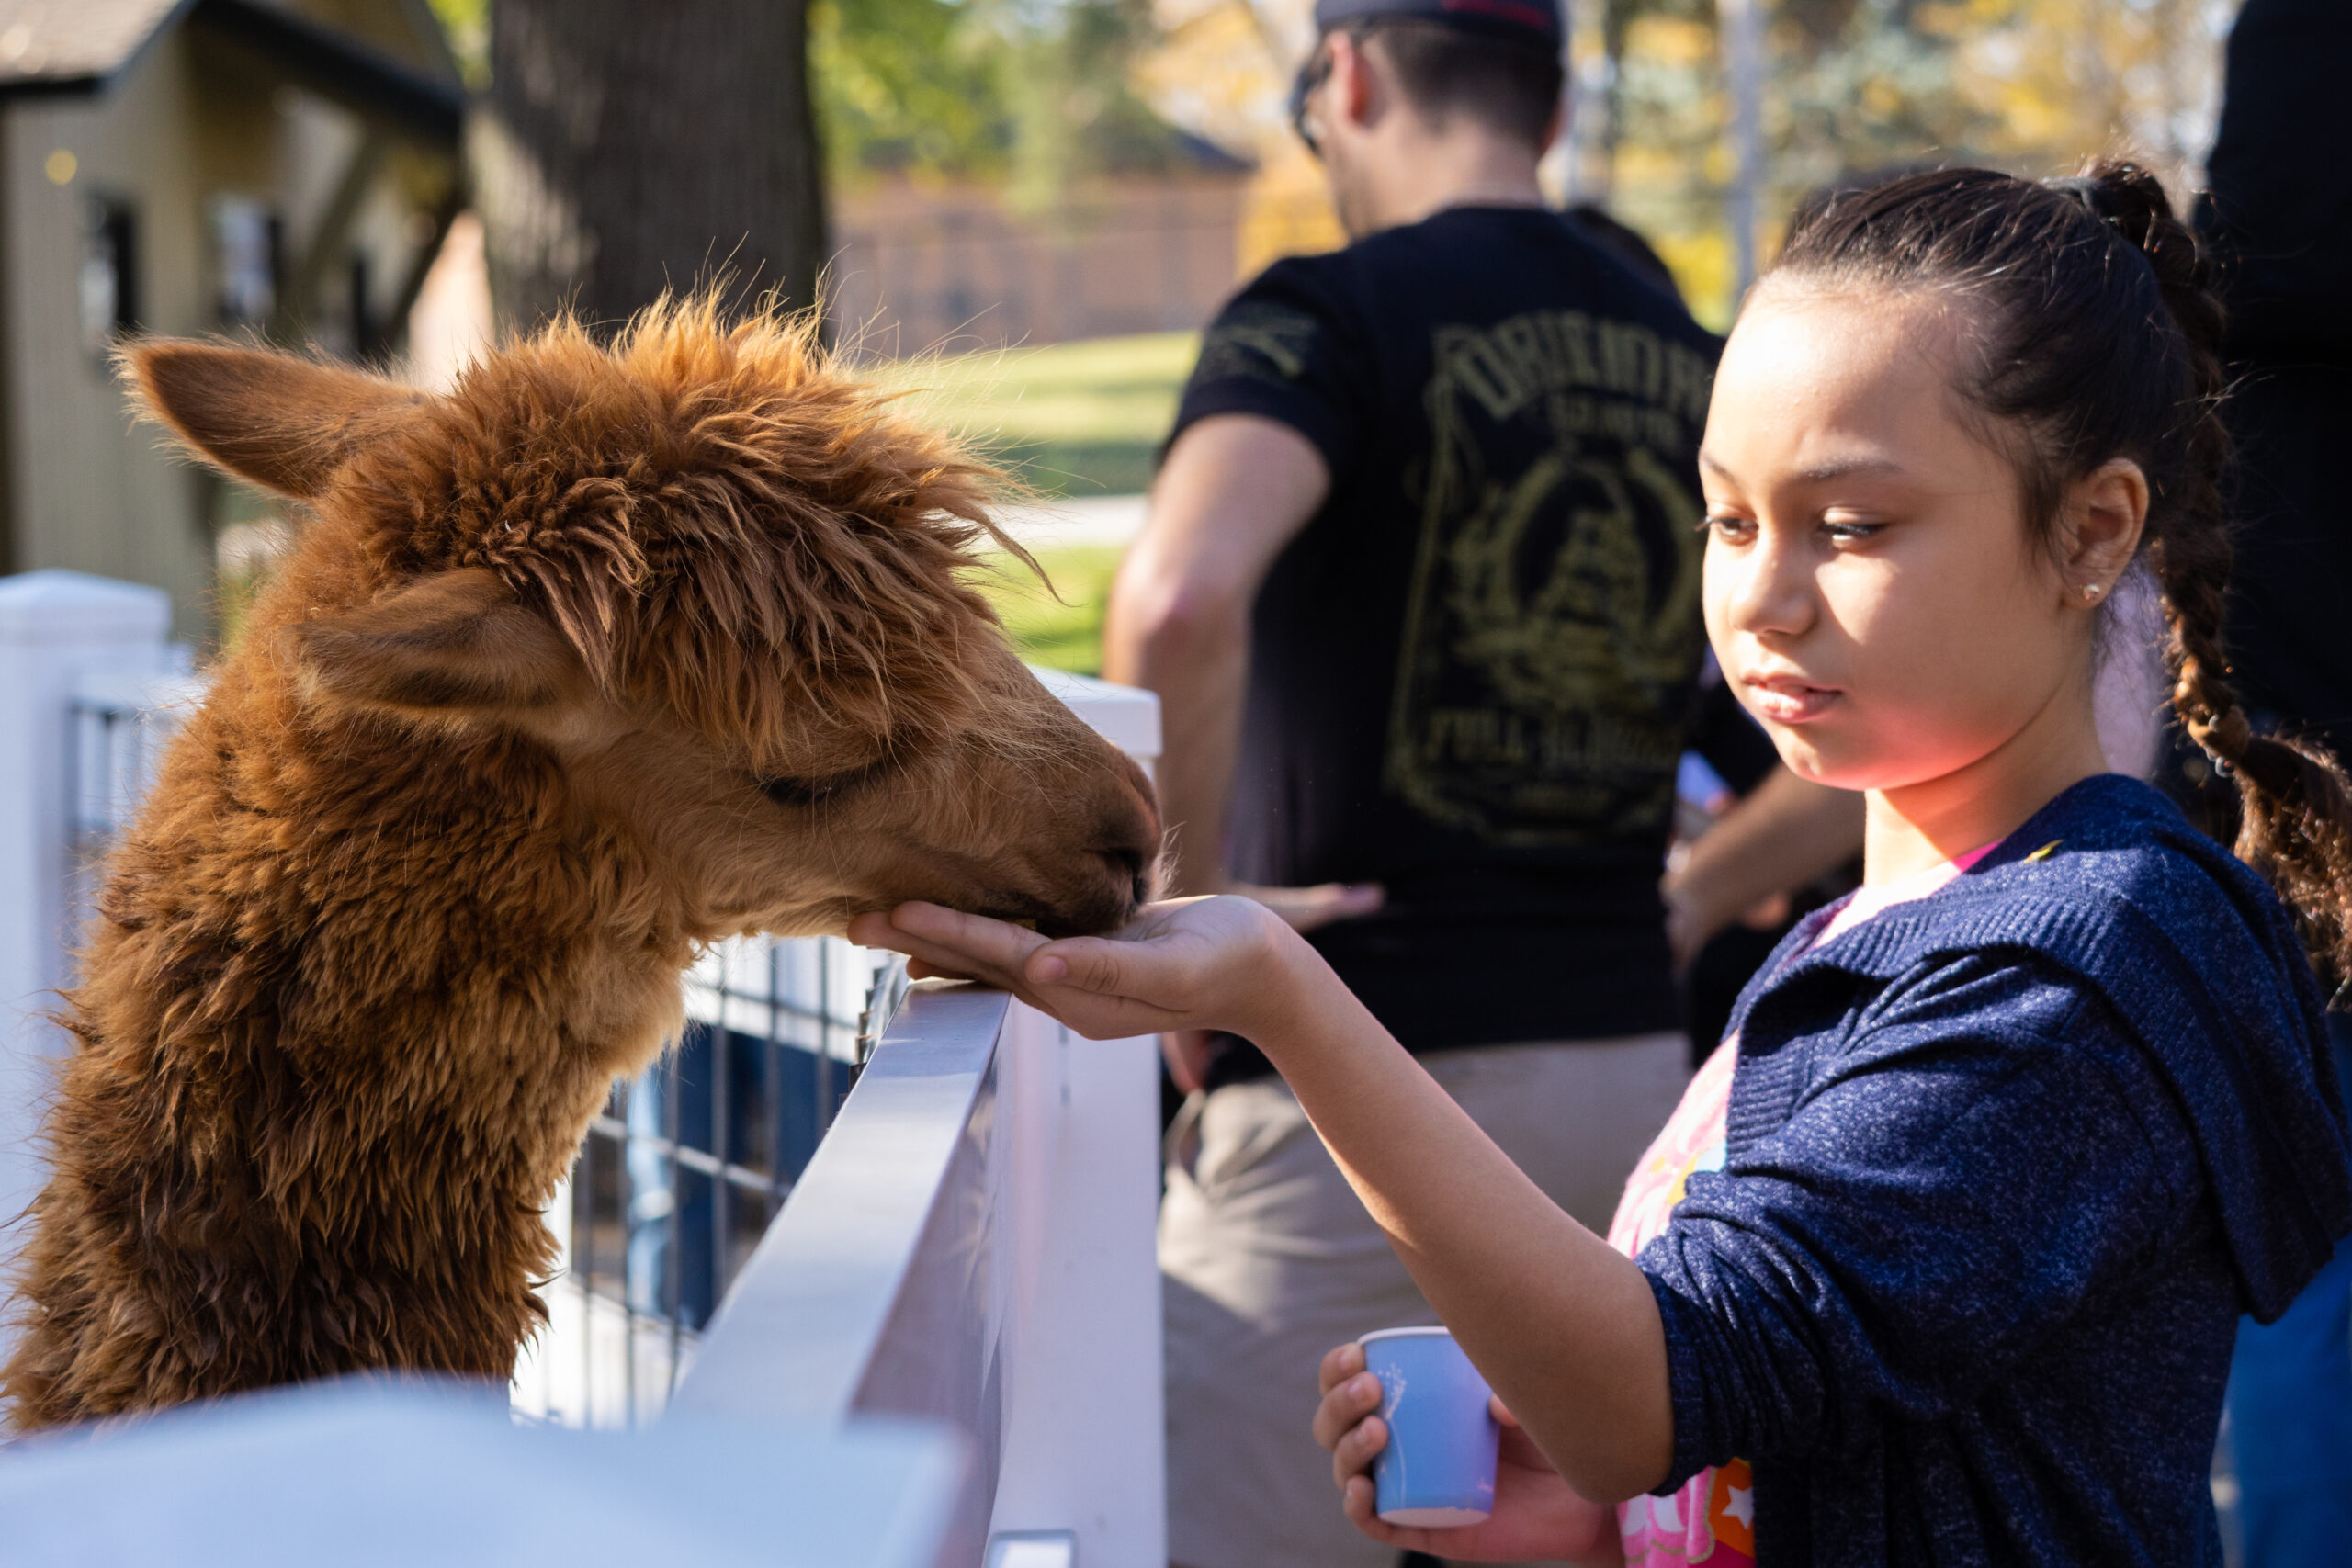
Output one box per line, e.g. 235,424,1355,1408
513,935,911,1427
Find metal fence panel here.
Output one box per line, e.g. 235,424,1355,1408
512,934,900,1428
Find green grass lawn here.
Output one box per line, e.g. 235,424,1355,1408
865,330,1195,498
970,543,1127,675
867,331,1192,672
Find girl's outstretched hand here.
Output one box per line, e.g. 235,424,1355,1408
1312,1341,1627,1567
844,896,1302,1043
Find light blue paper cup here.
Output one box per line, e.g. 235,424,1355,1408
1359,1325,1500,1527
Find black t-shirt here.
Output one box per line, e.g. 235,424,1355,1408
1169,205,1724,1076
2199,0,2352,366
2198,0,2352,757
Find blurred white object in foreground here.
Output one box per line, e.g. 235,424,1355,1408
0,1380,963,1568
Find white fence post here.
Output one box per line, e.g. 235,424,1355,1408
982,670,1169,1568
0,571,176,1321
986,1001,1169,1566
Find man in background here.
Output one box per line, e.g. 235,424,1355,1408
2197,0,2352,1561
1103,2,1853,1562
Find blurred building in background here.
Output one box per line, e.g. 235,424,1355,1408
831,134,1250,355
0,0,462,640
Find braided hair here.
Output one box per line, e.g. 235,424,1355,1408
1771,158,2352,988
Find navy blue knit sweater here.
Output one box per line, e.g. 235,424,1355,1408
1638,774,2352,1565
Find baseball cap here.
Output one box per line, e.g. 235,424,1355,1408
1309,0,1564,49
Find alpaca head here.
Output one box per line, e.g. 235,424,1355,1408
125,302,1160,939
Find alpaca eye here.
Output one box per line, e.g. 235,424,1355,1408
757,755,894,809
759,773,844,808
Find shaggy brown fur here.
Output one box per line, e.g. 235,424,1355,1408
1,301,1159,1430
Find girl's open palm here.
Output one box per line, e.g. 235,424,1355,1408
844,895,1297,1043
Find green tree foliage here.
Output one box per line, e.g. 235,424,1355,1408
811,0,1012,178
811,0,1198,199
426,0,489,89
436,0,1199,205
1581,0,2227,325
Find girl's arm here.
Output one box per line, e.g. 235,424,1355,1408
847,897,1676,1504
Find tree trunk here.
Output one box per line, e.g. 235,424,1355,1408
469,0,828,333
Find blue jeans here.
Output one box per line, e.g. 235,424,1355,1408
2224,1021,2352,1565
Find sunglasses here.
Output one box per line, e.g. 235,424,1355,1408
1288,42,1335,157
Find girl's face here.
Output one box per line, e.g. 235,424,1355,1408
1699,285,2094,794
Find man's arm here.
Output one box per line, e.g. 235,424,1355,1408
1662,769,1863,966
1105,412,1375,927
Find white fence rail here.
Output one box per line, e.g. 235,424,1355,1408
673,983,1169,1568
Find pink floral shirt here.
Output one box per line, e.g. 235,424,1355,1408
1608,1040,1757,1566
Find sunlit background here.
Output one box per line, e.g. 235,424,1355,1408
761,0,2231,669
23,0,2242,673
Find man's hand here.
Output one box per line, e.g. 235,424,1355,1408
1313,1341,1625,1565
1663,768,1862,968
846,895,1312,1045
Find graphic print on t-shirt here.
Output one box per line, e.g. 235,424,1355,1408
1191,300,1324,385
1385,310,1715,844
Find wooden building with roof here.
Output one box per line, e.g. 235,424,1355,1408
0,0,462,639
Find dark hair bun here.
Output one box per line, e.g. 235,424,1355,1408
2059,160,2173,243
2056,158,2226,368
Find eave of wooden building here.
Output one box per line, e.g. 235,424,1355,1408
0,0,459,148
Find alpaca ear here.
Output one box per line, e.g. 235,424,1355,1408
120,340,422,499
288,570,589,715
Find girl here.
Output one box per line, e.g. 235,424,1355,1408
850,161,2352,1564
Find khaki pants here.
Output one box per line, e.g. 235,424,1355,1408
1159,1032,1690,1568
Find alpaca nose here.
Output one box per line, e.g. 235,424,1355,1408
1102,754,1161,907
1104,845,1151,909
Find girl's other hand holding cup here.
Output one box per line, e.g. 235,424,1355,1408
1313,1340,1628,1567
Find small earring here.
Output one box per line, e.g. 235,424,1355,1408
2081,583,2102,601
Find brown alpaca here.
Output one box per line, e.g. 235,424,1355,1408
0,303,1159,1431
